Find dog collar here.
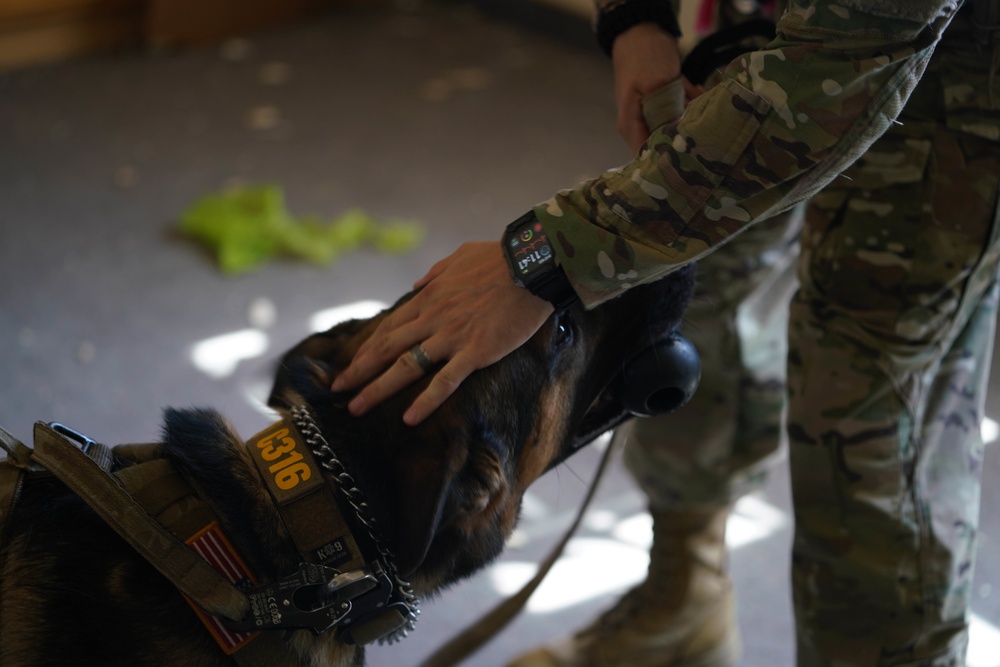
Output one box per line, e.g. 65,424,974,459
228,406,419,644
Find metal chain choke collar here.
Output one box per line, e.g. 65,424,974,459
290,405,420,644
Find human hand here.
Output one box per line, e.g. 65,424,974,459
331,241,554,426
610,23,685,153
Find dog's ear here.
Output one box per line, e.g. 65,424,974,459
269,318,379,410
379,402,514,579
383,443,457,577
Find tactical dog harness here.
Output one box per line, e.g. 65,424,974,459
0,406,418,665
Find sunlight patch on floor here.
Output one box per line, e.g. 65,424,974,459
309,300,387,332
969,613,1000,667
727,494,789,549
982,417,998,446
492,495,788,616
490,538,649,614
190,300,390,382
190,329,269,379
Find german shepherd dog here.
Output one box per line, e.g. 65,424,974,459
0,268,695,667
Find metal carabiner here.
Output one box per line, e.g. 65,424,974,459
225,563,381,634
48,422,98,455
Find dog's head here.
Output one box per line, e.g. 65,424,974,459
268,267,696,593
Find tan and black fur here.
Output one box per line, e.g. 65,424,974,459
0,268,694,667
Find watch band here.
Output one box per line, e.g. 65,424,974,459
503,213,580,311
527,263,579,311
594,0,683,58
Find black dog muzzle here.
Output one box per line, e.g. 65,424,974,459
616,333,701,418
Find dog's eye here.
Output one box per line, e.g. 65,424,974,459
554,313,575,349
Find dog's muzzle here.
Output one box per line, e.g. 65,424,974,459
570,332,701,455
617,333,701,418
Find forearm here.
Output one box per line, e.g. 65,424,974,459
543,0,960,308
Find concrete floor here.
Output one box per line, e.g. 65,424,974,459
1,2,998,666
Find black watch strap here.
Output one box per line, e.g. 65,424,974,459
527,263,578,311
594,0,683,57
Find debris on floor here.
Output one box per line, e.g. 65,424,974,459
178,183,424,274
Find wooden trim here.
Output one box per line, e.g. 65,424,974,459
145,0,336,48
0,0,362,71
0,0,141,24
0,4,142,71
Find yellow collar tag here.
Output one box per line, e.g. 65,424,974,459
246,420,324,505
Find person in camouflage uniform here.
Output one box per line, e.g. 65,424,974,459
332,0,1000,665
510,1,1000,665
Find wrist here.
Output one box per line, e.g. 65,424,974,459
613,23,680,58
612,23,682,90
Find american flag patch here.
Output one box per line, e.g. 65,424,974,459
184,522,259,655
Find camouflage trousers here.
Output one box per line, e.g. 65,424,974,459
616,104,1000,665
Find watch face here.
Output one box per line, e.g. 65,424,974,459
508,220,554,278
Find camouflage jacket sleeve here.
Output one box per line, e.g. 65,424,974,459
538,0,961,308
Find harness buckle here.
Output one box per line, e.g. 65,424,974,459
48,422,98,455
224,562,383,635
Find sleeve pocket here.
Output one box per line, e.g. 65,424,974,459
604,78,773,248
641,78,686,130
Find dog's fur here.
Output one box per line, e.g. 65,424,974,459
0,269,693,667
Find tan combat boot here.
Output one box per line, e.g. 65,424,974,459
508,506,739,667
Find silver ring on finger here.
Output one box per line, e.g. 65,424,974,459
409,344,435,373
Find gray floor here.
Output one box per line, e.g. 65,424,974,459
1,3,998,666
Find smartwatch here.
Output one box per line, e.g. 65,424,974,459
502,212,579,310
